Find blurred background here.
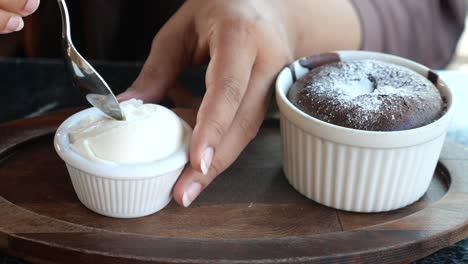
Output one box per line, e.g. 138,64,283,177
1,1,468,66
449,13,468,71
0,0,467,137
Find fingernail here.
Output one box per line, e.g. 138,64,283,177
116,94,127,102
116,93,132,102
200,147,214,175
182,182,202,207
116,89,136,102
23,0,40,14
5,16,24,32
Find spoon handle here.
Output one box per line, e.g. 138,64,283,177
56,0,125,121
57,0,71,41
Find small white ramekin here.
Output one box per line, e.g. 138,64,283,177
54,107,191,218
276,51,454,212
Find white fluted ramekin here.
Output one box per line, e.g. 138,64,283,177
276,51,454,212
54,107,191,218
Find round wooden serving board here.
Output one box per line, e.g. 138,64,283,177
1,109,468,264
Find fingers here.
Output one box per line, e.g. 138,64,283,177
0,9,23,34
189,24,257,176
0,0,39,16
117,12,195,103
0,0,39,34
174,69,273,207
173,166,202,207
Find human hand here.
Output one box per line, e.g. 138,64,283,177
0,0,39,34
118,0,361,207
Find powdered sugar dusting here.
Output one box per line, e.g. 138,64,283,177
312,60,413,112
376,85,398,95
288,59,444,131
334,78,373,99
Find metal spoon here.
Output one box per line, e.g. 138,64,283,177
57,0,124,120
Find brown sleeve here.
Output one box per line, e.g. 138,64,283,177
350,0,466,69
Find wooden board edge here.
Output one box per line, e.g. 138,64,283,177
0,110,467,263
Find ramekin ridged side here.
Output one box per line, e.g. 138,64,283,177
66,165,182,218
280,114,447,212
276,51,454,212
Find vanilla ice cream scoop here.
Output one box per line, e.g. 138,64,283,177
68,99,184,164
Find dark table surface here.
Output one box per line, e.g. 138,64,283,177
0,58,467,264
